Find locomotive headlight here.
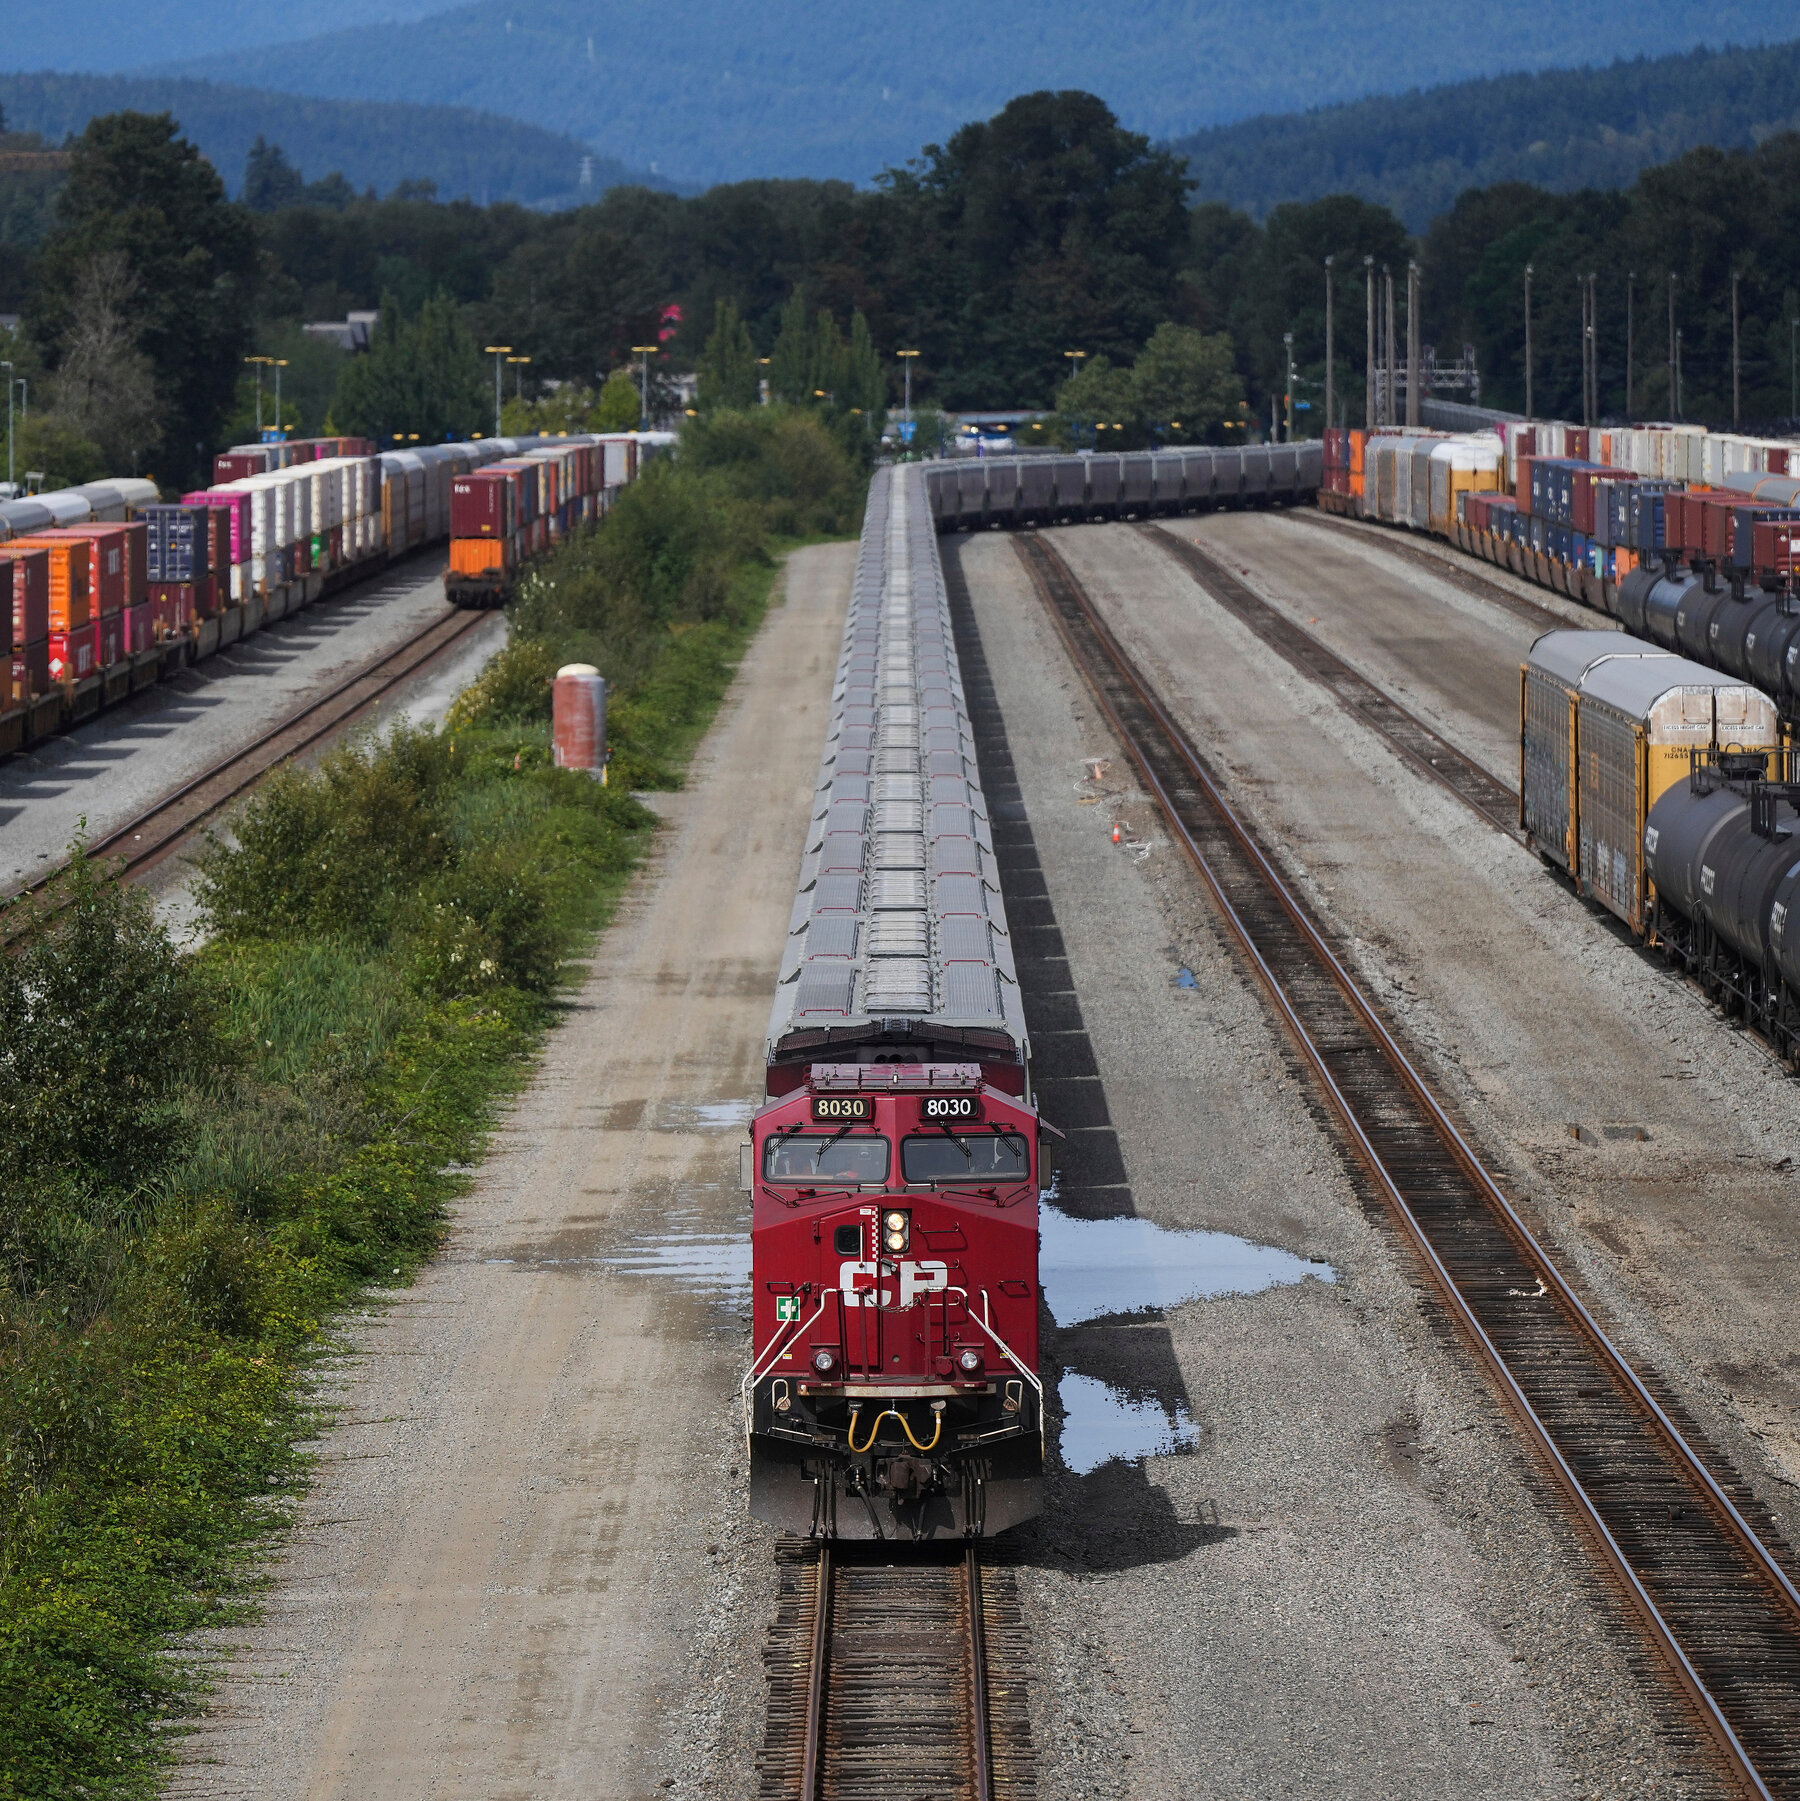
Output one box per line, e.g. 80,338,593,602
811,1348,839,1377
883,1209,910,1253
956,1347,985,1377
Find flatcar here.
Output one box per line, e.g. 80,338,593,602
742,462,1049,1542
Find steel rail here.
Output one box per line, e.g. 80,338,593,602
966,1546,995,1801
4,601,490,913
1013,530,1800,1800
798,1542,833,1801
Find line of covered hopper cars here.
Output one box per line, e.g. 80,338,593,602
924,442,1323,530
0,431,667,755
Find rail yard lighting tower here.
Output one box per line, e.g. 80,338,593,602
273,360,287,436
1383,267,1397,429
1323,256,1334,434
1627,274,1636,421
1404,261,1419,428
1792,313,1797,421
1668,275,1678,421
245,354,274,434
1732,272,1742,429
1,359,12,493
508,354,532,409
1364,256,1375,431
631,345,659,429
1524,264,1535,421
897,349,920,431
1283,332,1295,442
484,345,512,438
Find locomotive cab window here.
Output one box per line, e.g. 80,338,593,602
902,1132,1030,1184
763,1133,890,1184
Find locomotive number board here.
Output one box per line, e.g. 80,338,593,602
920,1095,982,1121
813,1094,873,1121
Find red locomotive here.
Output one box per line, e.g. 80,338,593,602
742,465,1047,1541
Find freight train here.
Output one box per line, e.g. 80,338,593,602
924,441,1323,530
743,461,1047,1542
0,430,668,760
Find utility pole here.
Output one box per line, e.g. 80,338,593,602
1,359,11,493
1283,332,1295,441
1792,312,1797,421
274,360,286,436
1324,256,1335,434
484,344,511,437
1668,275,1677,421
1732,272,1742,429
1626,273,1635,422
1524,264,1534,421
245,354,272,434
1676,327,1684,419
1405,261,1419,428
1384,266,1396,428
1364,256,1375,431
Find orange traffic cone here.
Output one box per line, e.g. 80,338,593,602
1112,822,1122,844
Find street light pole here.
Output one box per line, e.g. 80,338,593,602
1323,256,1334,434
1364,255,1375,431
1404,261,1419,428
1,360,12,493
1064,350,1087,443
508,354,532,405
273,360,287,437
1283,331,1295,442
1524,263,1534,421
245,354,272,434
631,345,659,430
483,345,512,438
1668,275,1678,421
1627,274,1635,422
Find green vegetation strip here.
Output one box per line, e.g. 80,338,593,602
0,411,863,1799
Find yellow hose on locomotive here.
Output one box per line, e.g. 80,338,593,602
848,1407,943,1454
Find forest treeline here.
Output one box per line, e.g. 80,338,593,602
6,87,1800,484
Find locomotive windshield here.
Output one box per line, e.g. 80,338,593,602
763,1132,890,1184
902,1131,1029,1184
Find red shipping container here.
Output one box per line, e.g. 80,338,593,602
0,546,50,649
1570,467,1633,537
451,472,512,538
214,451,268,482
49,621,99,683
95,611,123,669
11,637,49,702
122,600,154,654
1771,450,1791,477
55,523,130,615
1566,428,1590,461
1516,454,1537,515
1753,519,1800,576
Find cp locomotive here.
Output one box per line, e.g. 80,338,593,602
741,463,1049,1542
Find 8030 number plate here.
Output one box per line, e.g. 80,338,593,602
921,1095,982,1120
812,1094,873,1121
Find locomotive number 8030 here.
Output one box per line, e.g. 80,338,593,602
921,1095,981,1120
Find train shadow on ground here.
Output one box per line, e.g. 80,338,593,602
944,539,1227,1575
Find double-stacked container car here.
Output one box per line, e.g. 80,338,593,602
744,462,1048,1542
0,432,673,755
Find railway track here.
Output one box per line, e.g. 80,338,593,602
759,1542,1033,1801
3,601,492,915
1013,529,1800,1800
1283,502,1581,636
1141,524,1522,838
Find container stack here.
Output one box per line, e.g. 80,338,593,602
0,547,50,705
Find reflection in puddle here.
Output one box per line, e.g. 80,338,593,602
1060,1372,1198,1476
1175,965,1199,989
658,1099,756,1132
1040,1205,1333,1328
597,1204,751,1304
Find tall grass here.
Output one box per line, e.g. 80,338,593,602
0,408,866,1799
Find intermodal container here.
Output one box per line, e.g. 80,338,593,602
451,472,513,538
49,620,99,683
8,537,92,631
56,523,132,615
0,547,50,648
10,638,49,704
121,601,153,654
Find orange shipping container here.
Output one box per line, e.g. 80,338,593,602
449,536,510,576
55,523,131,615
7,536,92,631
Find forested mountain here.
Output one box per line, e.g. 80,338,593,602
1176,39,1800,228
0,74,664,213
136,0,1774,185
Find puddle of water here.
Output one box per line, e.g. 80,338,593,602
1059,1372,1197,1476
1040,1204,1333,1328
657,1099,757,1132
602,1231,752,1302
1175,966,1198,989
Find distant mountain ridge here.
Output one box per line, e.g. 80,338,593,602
125,0,1783,185
0,73,675,211
1175,38,1800,228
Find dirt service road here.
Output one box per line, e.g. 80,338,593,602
175,544,852,1801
